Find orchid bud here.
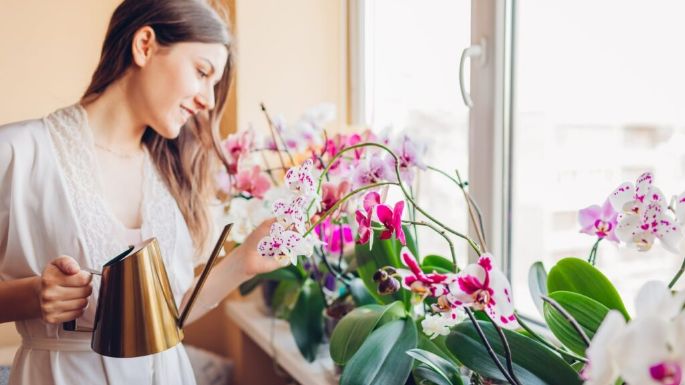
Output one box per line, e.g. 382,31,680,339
377,276,400,295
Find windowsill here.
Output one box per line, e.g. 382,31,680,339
223,299,338,385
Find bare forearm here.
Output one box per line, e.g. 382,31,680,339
0,276,41,323
180,244,252,325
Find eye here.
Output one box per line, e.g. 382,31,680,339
197,69,209,79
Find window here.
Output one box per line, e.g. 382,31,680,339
355,0,472,265
511,0,685,317
353,0,685,320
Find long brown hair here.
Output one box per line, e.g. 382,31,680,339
82,0,233,256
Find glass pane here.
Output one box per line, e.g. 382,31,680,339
364,0,471,265
511,0,685,318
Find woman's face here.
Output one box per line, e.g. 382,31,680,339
130,32,228,139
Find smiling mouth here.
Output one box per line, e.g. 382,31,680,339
180,106,195,121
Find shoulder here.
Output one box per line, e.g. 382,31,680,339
0,117,48,149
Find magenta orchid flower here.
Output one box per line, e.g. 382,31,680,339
448,254,517,329
233,165,271,199
579,198,619,242
257,222,310,266
609,172,682,253
314,218,354,254
377,200,406,246
354,191,381,245
398,247,449,299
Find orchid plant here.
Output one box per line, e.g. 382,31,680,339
226,102,685,384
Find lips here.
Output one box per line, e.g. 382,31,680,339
180,106,195,122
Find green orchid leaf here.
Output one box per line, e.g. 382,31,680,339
349,277,378,306
543,291,610,356
528,261,548,317
329,301,405,365
446,320,582,385
238,264,303,296
422,254,456,274
270,280,301,319
288,279,325,362
340,318,418,385
407,348,462,385
547,257,629,319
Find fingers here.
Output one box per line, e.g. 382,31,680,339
40,256,94,324
51,255,80,275
43,309,87,325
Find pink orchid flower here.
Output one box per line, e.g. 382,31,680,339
398,247,449,299
377,200,406,246
222,128,255,175
392,134,427,185
355,191,381,245
233,165,271,199
352,153,392,189
320,180,350,213
609,172,682,253
448,254,518,329
285,159,316,198
314,218,354,254
257,222,310,266
579,198,619,242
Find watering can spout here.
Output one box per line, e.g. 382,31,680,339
177,223,233,328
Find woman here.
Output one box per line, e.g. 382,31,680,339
0,0,281,384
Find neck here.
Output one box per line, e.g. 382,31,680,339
81,76,147,155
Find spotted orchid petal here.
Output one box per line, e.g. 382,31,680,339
257,222,308,266
285,159,316,197
272,195,308,234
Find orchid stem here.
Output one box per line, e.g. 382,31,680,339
541,296,591,347
465,308,521,385
515,313,587,363
260,102,294,167
455,170,488,255
587,238,602,266
669,256,685,289
310,142,481,255
402,220,458,273
302,182,395,238
484,312,521,385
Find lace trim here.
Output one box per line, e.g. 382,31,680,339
45,104,181,273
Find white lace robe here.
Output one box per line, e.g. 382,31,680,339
0,104,197,385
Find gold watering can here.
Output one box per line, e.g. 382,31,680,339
63,224,233,358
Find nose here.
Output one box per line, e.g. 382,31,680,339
195,84,216,112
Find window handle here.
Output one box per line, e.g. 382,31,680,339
459,38,487,108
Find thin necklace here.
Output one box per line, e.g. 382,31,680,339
94,142,143,159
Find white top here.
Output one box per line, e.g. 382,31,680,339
0,104,197,385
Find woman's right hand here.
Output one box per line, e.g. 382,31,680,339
38,256,93,324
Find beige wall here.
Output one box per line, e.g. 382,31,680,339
0,0,121,123
0,0,122,347
0,1,348,377
234,0,347,130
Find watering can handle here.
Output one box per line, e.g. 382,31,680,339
62,267,101,332
177,223,233,328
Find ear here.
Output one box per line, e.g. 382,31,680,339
131,26,158,67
